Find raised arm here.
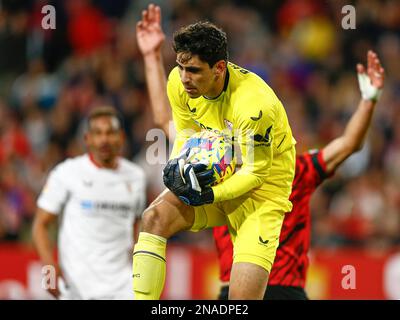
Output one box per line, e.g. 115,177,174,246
322,50,385,174
136,4,172,135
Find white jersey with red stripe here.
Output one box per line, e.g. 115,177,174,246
37,154,146,299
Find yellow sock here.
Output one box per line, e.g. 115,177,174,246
132,232,167,300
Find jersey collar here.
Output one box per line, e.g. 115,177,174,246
88,153,119,170
203,69,230,101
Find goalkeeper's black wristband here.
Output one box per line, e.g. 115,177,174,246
178,187,214,206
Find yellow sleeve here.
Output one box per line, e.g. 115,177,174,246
167,68,199,159
212,95,276,202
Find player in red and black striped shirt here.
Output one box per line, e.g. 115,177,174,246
215,50,385,299
215,149,329,299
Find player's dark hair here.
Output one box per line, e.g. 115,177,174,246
173,21,228,67
87,106,123,130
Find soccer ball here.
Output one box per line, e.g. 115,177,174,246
181,130,236,185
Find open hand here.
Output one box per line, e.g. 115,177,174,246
136,4,165,56
357,50,385,101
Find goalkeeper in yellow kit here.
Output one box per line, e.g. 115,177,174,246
133,4,296,299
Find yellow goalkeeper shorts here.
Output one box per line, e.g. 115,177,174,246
190,146,295,273
191,195,286,273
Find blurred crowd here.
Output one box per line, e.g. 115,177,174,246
0,0,399,249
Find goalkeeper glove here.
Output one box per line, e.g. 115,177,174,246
163,150,216,206
177,164,214,206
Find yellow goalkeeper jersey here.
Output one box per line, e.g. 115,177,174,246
167,62,296,212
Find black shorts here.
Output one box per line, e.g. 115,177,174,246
218,285,229,300
217,285,308,300
264,285,308,300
